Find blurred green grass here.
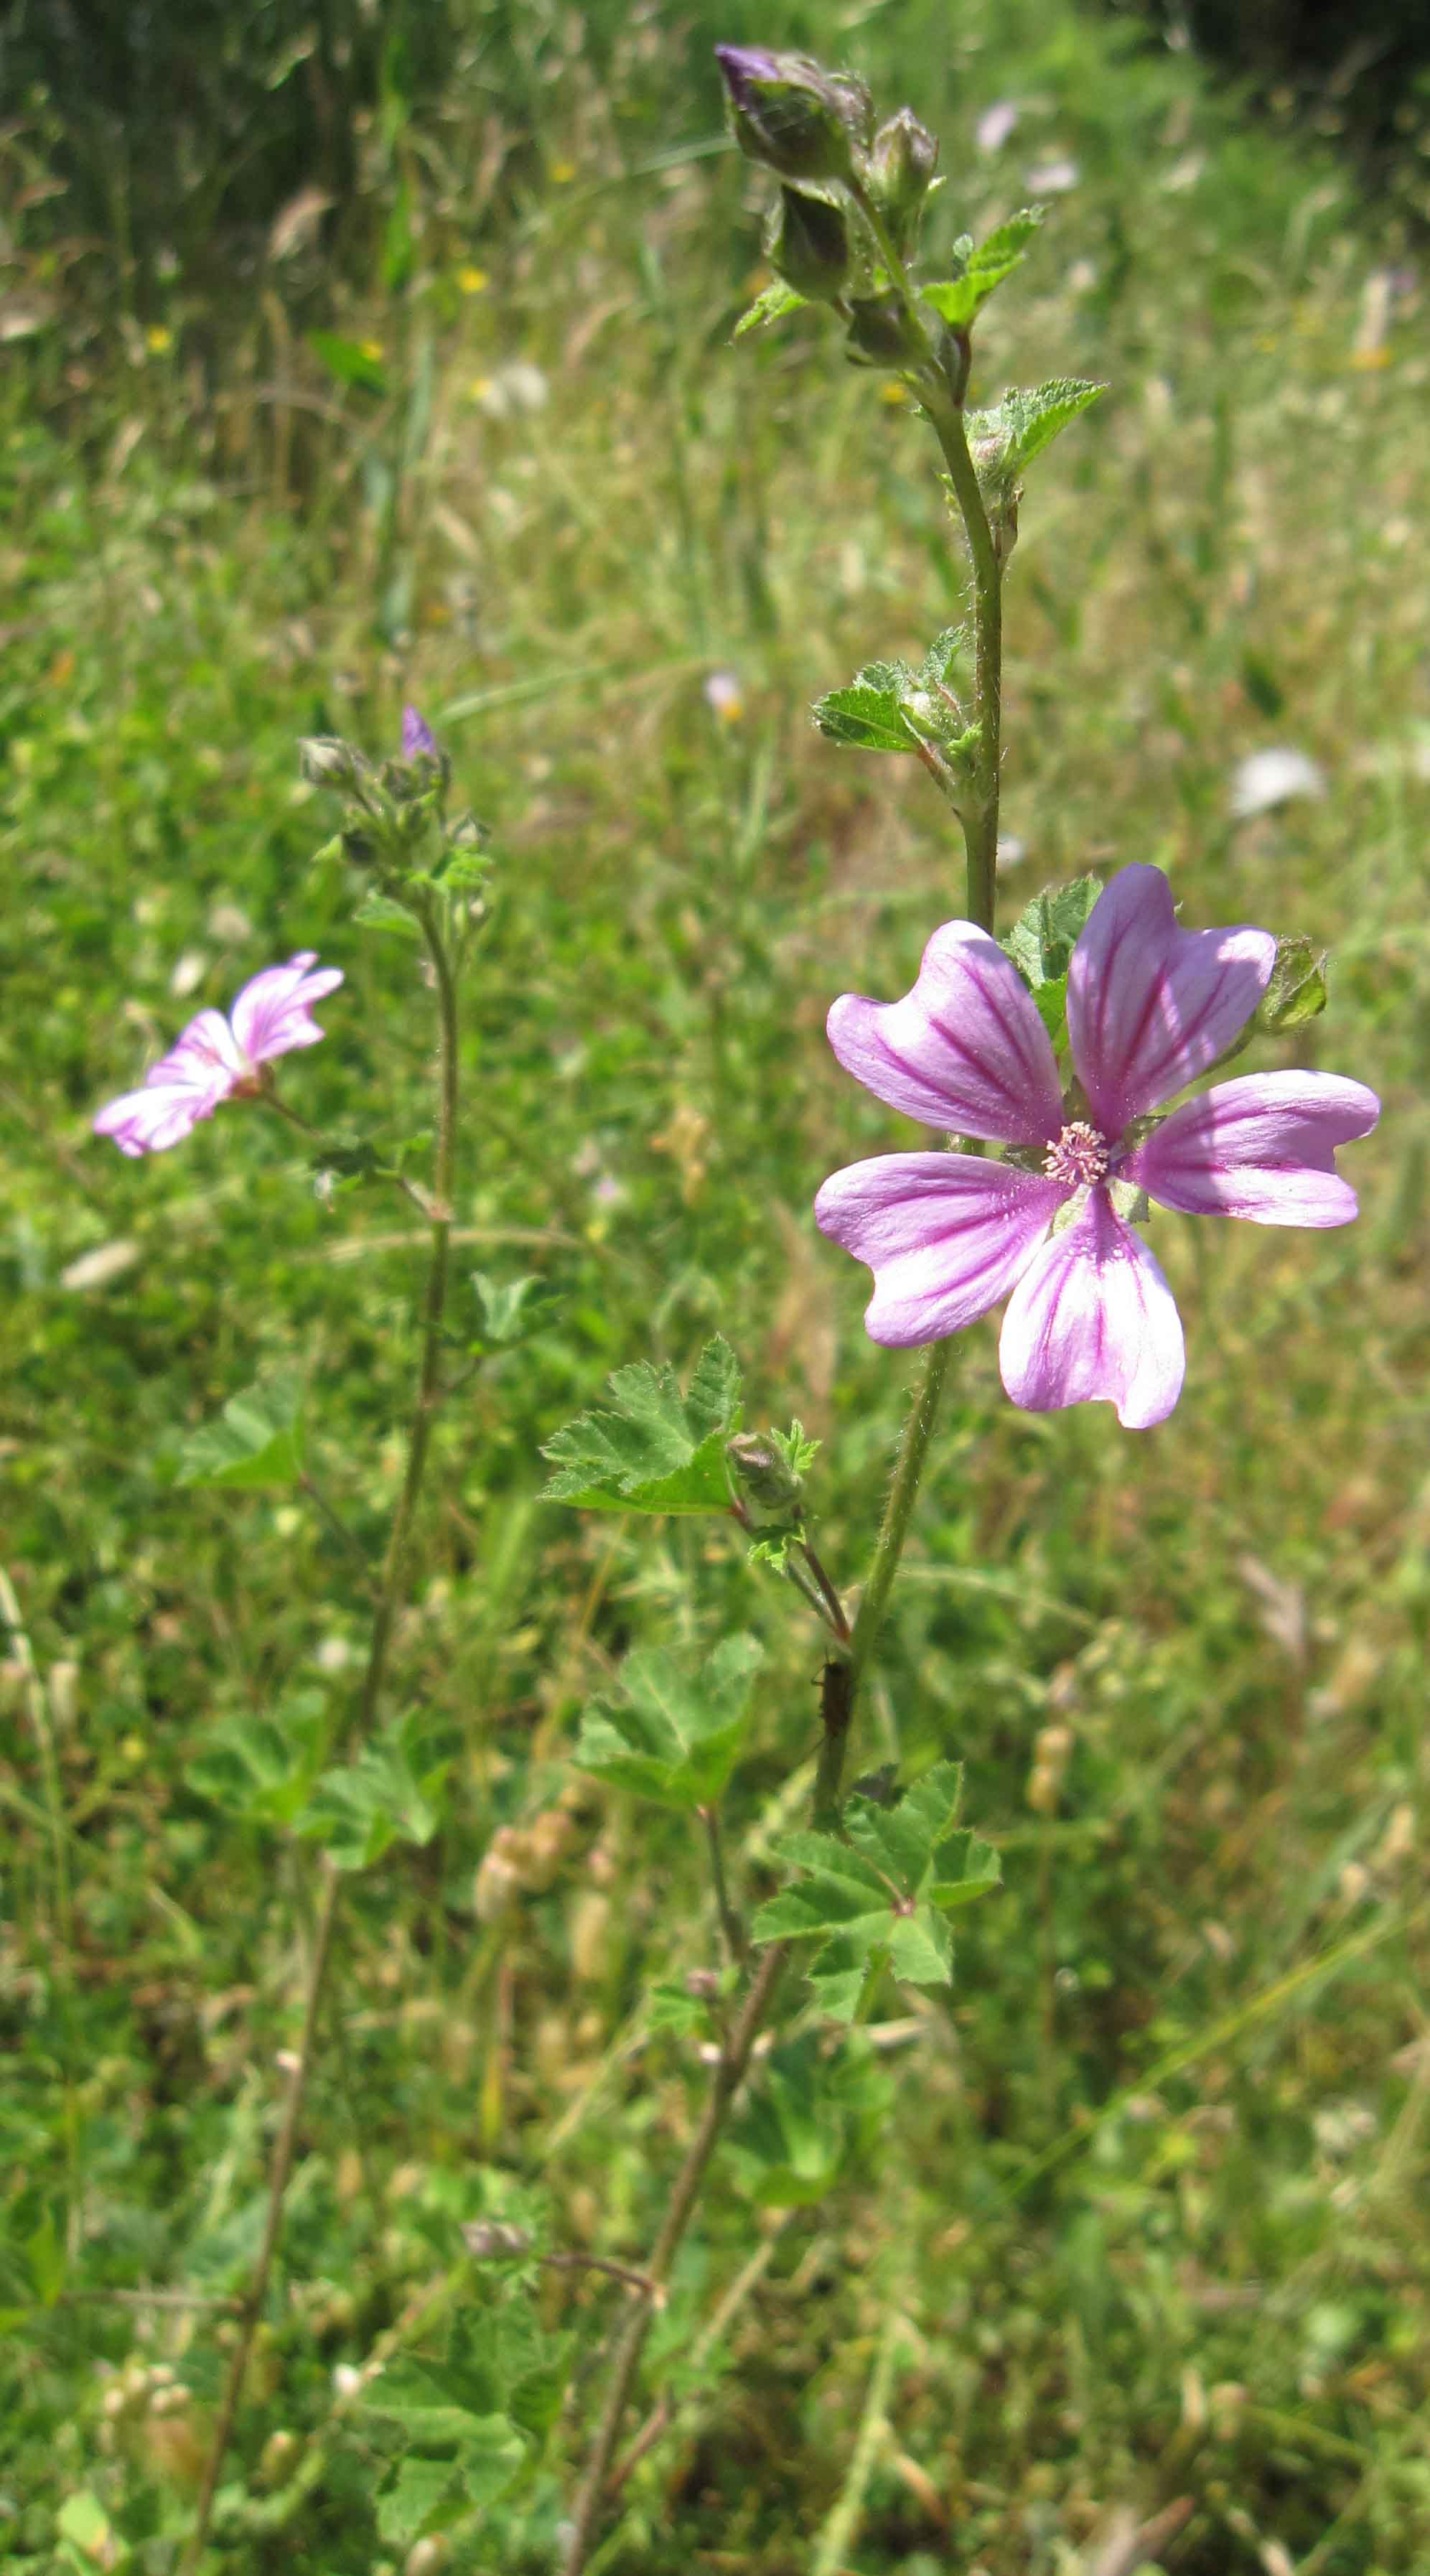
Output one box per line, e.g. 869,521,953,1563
2,0,1429,2568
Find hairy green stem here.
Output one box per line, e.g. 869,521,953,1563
699,1803,747,1966
180,907,461,2575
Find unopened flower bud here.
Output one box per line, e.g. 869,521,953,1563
767,185,852,301
726,1431,804,1523
866,108,939,243
845,292,924,367
715,46,870,184
461,2218,533,2259
298,735,363,788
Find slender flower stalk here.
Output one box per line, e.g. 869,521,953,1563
179,901,462,2575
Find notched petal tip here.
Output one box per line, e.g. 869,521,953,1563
999,1187,1186,1429
1128,1070,1380,1228
1068,863,1276,1133
826,920,1063,1147
816,1151,1064,1348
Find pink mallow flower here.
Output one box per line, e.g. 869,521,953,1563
815,864,1378,1428
93,953,343,1158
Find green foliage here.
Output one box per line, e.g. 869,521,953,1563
813,626,976,761
188,1690,329,1829
298,1714,449,1870
920,207,1045,328
752,1763,1001,2019
1258,933,1329,1032
172,1373,306,1489
732,281,809,340
726,2029,893,2206
541,1337,742,1514
967,378,1106,490
309,331,390,398
1001,875,1105,1045
574,1634,763,1808
470,1271,557,1345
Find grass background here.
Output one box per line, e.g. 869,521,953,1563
2,0,1429,2567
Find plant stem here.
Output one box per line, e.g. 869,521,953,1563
179,907,462,2575
698,1803,747,1966
559,1937,788,2576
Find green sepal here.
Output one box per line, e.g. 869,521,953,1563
173,1373,305,1490
920,206,1045,329
574,1633,762,1810
732,280,809,341
541,1335,742,1514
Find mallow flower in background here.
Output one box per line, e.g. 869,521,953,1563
816,865,1378,1427
93,953,343,1157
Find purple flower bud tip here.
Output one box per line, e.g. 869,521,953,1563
714,44,781,104
816,864,1379,1428
402,704,438,758
93,954,343,1157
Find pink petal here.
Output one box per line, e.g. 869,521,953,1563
999,1187,1185,1428
230,953,344,1065
816,1153,1066,1345
158,1008,250,1088
1067,865,1275,1132
828,923,1063,1147
93,1075,221,1157
1124,1071,1380,1226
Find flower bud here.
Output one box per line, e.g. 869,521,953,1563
845,292,924,367
715,46,871,184
401,704,438,759
866,108,939,243
766,185,852,302
298,735,364,788
461,2218,533,2258
726,1430,805,1524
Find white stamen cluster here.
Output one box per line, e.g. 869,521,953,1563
1043,1119,1111,1187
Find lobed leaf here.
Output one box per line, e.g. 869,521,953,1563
920,206,1045,327
574,1633,762,1809
968,378,1106,488
174,1373,305,1489
541,1335,742,1513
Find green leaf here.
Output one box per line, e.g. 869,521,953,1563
458,2412,531,2503
813,682,920,753
308,328,388,395
920,206,1045,327
376,2456,460,2548
574,1633,762,1809
967,378,1106,489
299,1714,449,1871
541,1335,742,1514
57,2493,116,2565
189,1690,328,1829
352,890,423,940
173,1373,305,1490
732,279,809,340
1256,933,1328,1033
751,1760,998,2016
1002,877,1103,990
726,2030,894,2206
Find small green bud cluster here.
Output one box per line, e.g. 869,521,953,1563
300,710,490,925
717,46,941,357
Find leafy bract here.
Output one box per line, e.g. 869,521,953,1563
174,1373,305,1489
920,207,1045,328
751,1760,1000,2020
574,1633,762,1809
967,378,1106,489
732,279,809,340
1256,933,1328,1034
813,625,975,765
541,1335,742,1514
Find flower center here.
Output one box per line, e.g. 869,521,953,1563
1042,1120,1111,1187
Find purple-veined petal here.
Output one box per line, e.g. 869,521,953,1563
93,1075,223,1157
815,1152,1065,1345
827,923,1064,1146
402,704,437,757
999,1186,1185,1428
1124,1070,1380,1226
156,1007,250,1088
1067,864,1275,1131
230,953,344,1065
